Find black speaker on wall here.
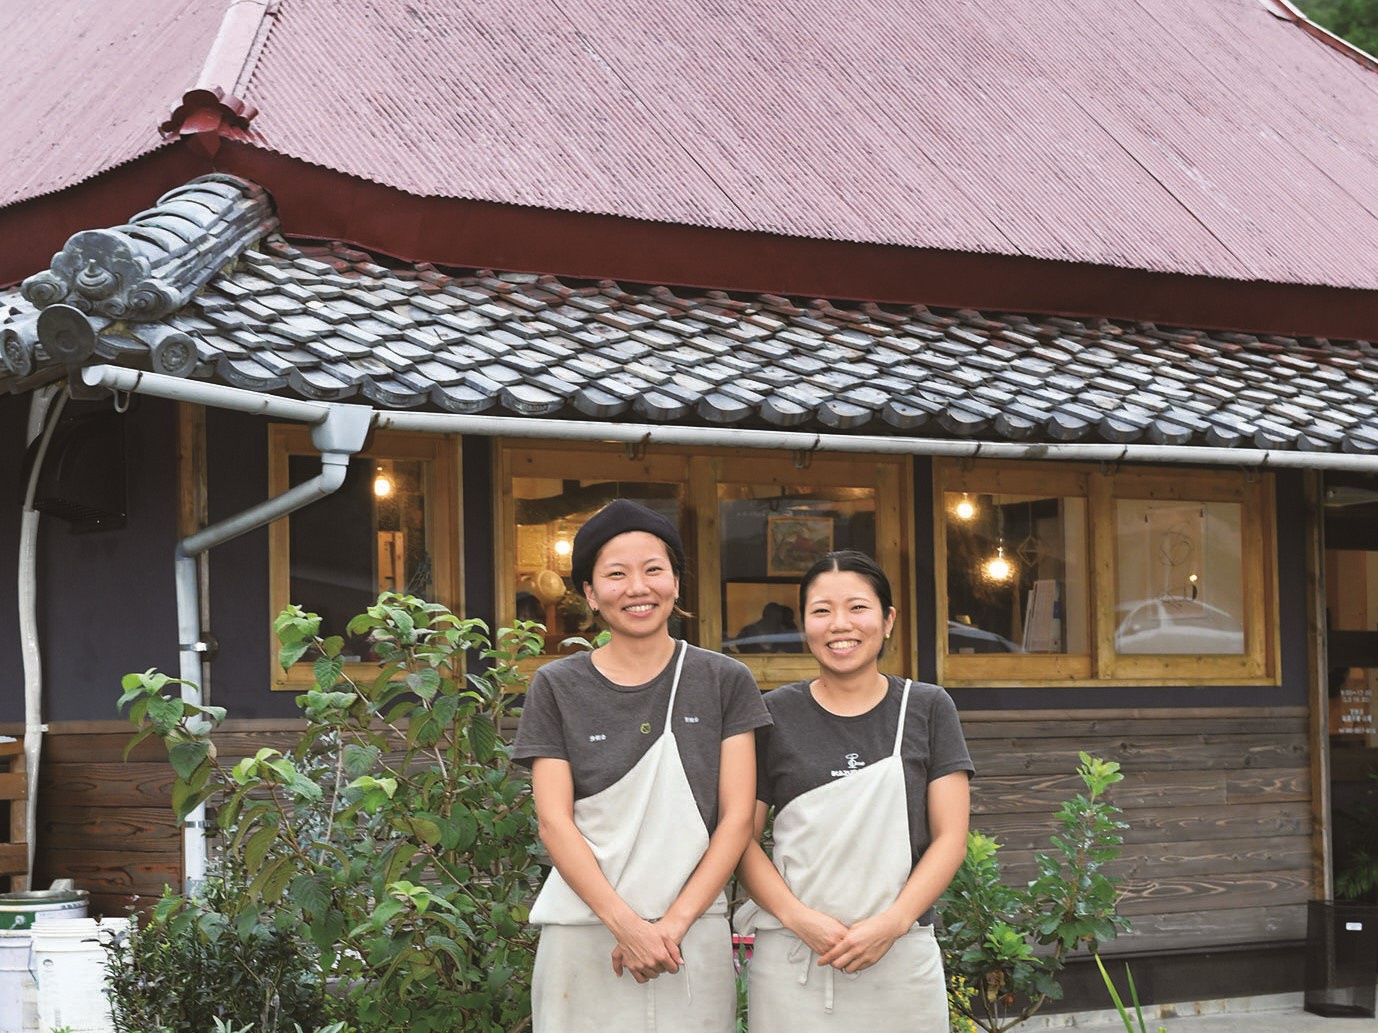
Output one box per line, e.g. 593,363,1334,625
22,399,128,532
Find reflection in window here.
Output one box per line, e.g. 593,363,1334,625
719,486,876,655
944,492,1088,655
1114,499,1244,655
513,479,681,653
289,457,431,661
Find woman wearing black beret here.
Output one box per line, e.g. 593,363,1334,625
514,499,771,1032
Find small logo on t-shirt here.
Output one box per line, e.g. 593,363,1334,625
640,722,652,734
829,752,866,778
588,734,607,742
683,715,700,724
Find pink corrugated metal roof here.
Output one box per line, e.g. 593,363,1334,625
236,0,1378,287
0,0,225,207
4,1,1378,290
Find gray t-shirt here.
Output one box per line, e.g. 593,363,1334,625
513,644,771,831
756,676,973,865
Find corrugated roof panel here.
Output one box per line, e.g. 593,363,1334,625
5,1,1378,290
0,0,223,206
239,0,1378,286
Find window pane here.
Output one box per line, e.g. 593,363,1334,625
289,456,432,661
719,485,875,654
945,492,1088,655
513,479,681,653
1113,499,1244,655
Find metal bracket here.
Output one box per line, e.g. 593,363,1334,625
625,434,651,462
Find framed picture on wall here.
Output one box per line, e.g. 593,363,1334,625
766,515,834,577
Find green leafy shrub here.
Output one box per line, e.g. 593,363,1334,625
118,594,546,1033
938,753,1130,1033
104,863,328,1033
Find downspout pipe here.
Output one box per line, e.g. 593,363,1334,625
18,384,67,888
76,366,373,892
175,402,372,891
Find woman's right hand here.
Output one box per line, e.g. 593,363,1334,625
783,903,849,957
608,913,684,982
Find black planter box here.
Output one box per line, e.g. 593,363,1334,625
1304,900,1378,1018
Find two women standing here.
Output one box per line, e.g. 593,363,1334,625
515,498,971,1032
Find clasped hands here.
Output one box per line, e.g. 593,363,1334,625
787,905,907,974
609,913,689,983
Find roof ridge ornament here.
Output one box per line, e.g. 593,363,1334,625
21,175,277,322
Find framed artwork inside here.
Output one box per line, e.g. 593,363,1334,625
766,515,834,576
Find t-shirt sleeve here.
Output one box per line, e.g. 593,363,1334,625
927,688,975,782
511,668,568,769
719,659,772,740
754,722,775,806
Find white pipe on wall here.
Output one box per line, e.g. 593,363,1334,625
18,384,67,888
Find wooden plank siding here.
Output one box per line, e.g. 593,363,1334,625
0,736,27,890
16,708,1317,957
962,707,1314,955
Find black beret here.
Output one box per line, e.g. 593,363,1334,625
572,499,685,589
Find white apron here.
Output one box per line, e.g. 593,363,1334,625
530,642,736,1033
740,680,948,1032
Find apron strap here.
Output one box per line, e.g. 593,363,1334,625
663,640,688,735
892,679,913,757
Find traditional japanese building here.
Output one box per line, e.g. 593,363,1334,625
1,0,1376,1008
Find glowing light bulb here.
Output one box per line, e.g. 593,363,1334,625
984,546,1012,582
373,475,393,498
553,539,572,557
955,493,975,521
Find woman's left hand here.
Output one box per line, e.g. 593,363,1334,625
816,911,907,973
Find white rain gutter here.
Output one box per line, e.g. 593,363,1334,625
82,367,370,892
84,362,1378,472
18,384,67,888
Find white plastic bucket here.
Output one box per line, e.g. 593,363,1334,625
0,929,37,1033
33,917,128,1033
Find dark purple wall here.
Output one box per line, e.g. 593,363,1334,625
0,391,179,723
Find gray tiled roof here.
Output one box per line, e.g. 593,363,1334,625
4,175,1378,455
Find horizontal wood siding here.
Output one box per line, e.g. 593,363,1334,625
31,727,179,916
963,707,1314,955
20,710,1317,956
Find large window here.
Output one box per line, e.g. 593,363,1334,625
499,443,906,687
936,460,1275,686
268,426,459,689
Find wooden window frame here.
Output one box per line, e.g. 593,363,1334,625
935,459,1278,688
498,441,909,689
268,425,461,690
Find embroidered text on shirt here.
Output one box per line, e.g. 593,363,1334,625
829,752,867,778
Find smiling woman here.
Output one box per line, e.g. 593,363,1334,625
513,499,771,1033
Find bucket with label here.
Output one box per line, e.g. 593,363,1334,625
0,881,91,1033
33,916,129,1033
0,885,89,930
